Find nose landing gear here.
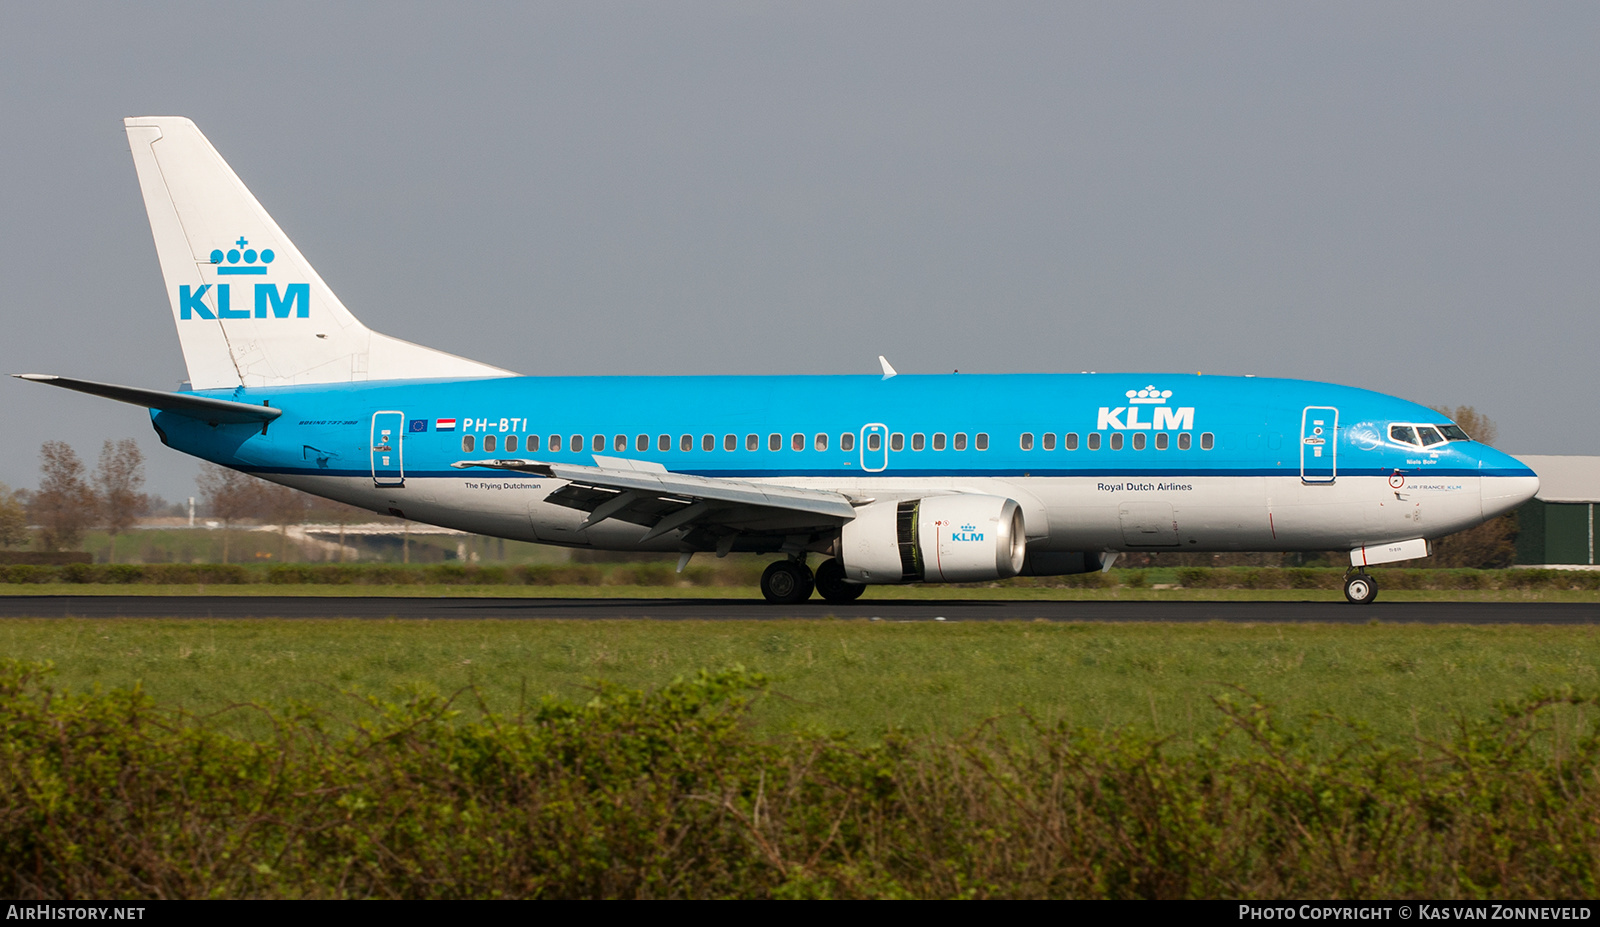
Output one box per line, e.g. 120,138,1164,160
760,559,815,605
1343,569,1378,604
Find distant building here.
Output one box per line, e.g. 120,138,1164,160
1512,456,1600,568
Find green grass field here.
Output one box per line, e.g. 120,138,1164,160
4,617,1596,745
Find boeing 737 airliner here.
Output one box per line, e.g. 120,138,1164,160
15,117,1540,604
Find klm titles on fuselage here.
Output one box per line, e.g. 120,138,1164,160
1096,385,1195,432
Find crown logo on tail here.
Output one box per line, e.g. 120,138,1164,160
210,236,275,275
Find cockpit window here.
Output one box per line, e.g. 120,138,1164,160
1438,424,1470,442
1389,425,1418,446
1417,426,1445,447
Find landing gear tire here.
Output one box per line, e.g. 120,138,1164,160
761,560,815,605
1344,571,1378,605
814,558,866,604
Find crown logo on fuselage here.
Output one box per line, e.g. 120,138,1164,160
1126,386,1172,405
210,237,276,276
1099,384,1194,431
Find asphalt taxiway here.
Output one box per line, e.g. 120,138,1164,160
0,596,1595,624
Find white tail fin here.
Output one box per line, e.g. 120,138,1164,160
124,116,512,390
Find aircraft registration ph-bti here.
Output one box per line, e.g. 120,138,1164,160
16,117,1540,605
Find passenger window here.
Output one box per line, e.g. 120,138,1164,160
769,433,781,451
1155,433,1168,451
1201,432,1215,450
954,433,968,451
462,435,475,452
1065,433,1079,451
572,435,583,454
815,433,829,452
1417,426,1444,447
485,435,497,452
912,433,925,451
549,434,561,452
680,434,692,452
1389,425,1418,446
658,434,670,452
1087,433,1101,451
1110,433,1124,451
528,435,540,452
891,433,904,452
746,434,758,451
725,434,737,451
614,434,626,452
792,433,805,451
1042,433,1056,451
702,434,715,452
867,433,882,452
1178,433,1191,451
592,435,604,452
976,433,989,450
933,433,946,451
637,434,649,452
840,433,855,452
1132,433,1146,451
1020,433,1034,451
505,435,517,453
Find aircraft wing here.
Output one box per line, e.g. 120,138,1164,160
452,456,858,541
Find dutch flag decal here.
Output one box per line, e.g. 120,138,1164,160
436,418,457,432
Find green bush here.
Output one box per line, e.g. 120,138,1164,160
0,661,1595,899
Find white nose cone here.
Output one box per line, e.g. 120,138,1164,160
1482,475,1540,519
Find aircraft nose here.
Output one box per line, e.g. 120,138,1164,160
1481,459,1539,520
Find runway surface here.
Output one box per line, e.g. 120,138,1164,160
0,596,1597,624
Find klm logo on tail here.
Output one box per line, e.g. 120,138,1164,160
179,236,308,320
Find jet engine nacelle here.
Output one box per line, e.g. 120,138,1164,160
841,495,1026,584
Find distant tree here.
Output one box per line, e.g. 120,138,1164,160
1431,512,1519,568
0,482,28,549
95,439,149,564
197,463,264,564
254,481,311,561
1424,407,1517,567
1430,405,1498,447
32,442,97,551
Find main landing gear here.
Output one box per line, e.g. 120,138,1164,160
760,557,866,605
814,558,865,604
1344,569,1379,605
760,560,814,605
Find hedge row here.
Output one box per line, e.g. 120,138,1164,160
1,662,1595,898
0,561,765,587
3,561,1598,590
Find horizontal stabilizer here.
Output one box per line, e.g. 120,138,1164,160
13,374,283,425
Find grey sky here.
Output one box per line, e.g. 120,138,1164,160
2,2,1596,502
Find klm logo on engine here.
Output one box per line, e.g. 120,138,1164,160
1098,385,1194,431
178,236,309,320
951,523,984,542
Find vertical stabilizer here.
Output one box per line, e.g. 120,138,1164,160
124,116,512,390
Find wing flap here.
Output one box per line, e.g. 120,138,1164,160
453,458,859,532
